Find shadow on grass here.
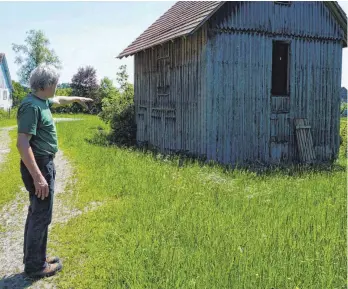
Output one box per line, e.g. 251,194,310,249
85,129,346,178
0,273,35,289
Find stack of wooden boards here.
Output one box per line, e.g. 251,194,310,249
294,118,316,164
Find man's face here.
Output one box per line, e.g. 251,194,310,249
45,83,58,98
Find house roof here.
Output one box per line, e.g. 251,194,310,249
0,53,13,91
117,1,224,58
117,1,347,59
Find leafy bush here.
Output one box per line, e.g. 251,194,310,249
98,65,136,146
340,121,347,158
12,81,29,107
0,107,17,120
97,77,121,123
0,109,10,120
108,104,136,146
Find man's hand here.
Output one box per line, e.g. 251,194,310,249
77,97,94,109
33,174,49,200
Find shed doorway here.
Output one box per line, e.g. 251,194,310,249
270,40,291,163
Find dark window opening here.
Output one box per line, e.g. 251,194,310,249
271,41,290,96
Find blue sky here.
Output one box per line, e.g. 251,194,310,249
0,1,175,85
0,1,347,88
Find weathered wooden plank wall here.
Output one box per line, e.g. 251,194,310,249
206,31,272,165
134,25,208,154
204,1,344,164
211,1,344,41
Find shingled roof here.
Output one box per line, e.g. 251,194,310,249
117,1,223,58
117,1,347,58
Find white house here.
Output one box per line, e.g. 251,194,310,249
0,53,13,111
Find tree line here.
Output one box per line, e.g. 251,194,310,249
11,29,136,145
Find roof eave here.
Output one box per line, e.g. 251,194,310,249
189,1,225,36
117,1,226,59
324,1,347,47
116,34,189,59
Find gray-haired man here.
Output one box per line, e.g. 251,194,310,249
16,65,93,278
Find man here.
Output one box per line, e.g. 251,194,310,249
16,64,93,278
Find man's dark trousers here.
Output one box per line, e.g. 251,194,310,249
20,155,55,273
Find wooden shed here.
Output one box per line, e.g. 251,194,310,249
118,1,347,165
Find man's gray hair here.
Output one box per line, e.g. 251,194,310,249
29,64,60,92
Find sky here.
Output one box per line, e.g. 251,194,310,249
0,1,347,88
0,1,175,85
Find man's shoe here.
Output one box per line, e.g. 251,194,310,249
46,256,60,264
25,262,63,279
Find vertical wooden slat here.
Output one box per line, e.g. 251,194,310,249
325,41,331,160
196,31,201,156
201,27,206,157
182,38,186,151
223,33,228,163
235,32,241,164
226,33,231,164
206,35,212,161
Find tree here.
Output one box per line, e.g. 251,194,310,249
116,65,134,105
71,66,99,113
109,66,135,146
12,30,61,85
98,77,120,122
56,87,72,97
99,66,134,124
98,65,136,146
57,83,71,89
99,77,118,101
12,81,29,106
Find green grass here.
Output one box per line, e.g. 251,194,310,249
0,129,23,208
0,107,17,128
45,116,347,289
0,118,16,128
52,113,87,119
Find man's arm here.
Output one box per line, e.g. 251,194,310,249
50,96,93,109
17,133,49,200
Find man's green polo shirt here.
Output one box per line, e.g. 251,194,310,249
17,93,58,157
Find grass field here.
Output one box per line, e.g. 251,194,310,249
0,118,16,128
0,115,347,289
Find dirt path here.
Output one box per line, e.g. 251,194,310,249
0,121,102,289
0,126,16,166
0,150,73,289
